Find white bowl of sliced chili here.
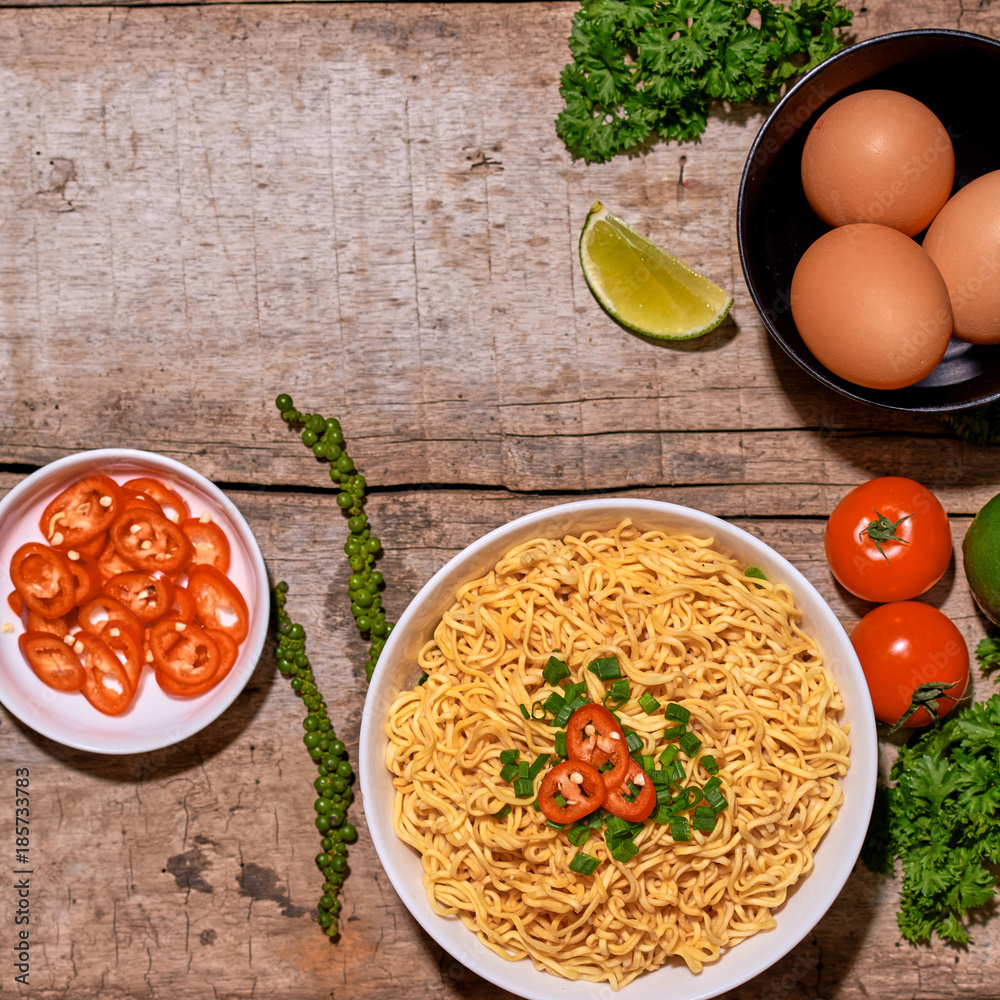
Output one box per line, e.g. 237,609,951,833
360,498,878,1000
0,449,269,754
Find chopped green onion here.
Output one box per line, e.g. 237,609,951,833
651,803,672,825
563,681,587,702
492,804,512,820
567,823,591,846
554,731,568,758
517,760,530,779
611,839,639,863
701,754,719,775
543,691,566,716
587,656,621,681
665,703,691,723
608,677,631,702
679,731,702,757
622,727,643,754
659,744,680,767
518,704,530,720
499,763,519,783
554,792,568,808
705,786,728,812
568,851,600,876
552,696,585,728
693,805,717,832
604,815,632,842
669,815,691,842
668,759,686,785
531,701,548,721
543,655,570,686
528,753,550,779
532,798,542,812
546,819,565,830
703,775,722,793
655,785,674,805
417,672,429,686
499,748,520,765
636,754,654,774
638,692,661,714
650,769,672,787
512,777,535,798
669,786,703,813
745,566,767,582
663,724,686,741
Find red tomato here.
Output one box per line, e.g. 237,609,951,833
9,543,77,619
603,756,656,822
565,703,629,791
18,631,86,691
179,517,231,573
109,508,192,575
102,571,175,623
825,477,952,602
148,618,221,687
75,632,134,715
38,474,122,549
123,477,190,523
187,565,249,644
850,601,969,728
537,759,606,824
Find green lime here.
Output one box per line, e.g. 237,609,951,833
962,493,1000,624
578,201,733,340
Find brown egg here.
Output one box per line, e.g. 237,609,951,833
790,223,952,390
921,169,1000,345
801,90,954,237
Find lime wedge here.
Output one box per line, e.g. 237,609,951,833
579,202,733,340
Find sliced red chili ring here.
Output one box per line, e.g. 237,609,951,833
75,632,134,715
76,593,144,639
148,618,221,687
38,474,122,549
102,571,175,624
179,517,232,574
537,759,606,824
18,631,86,692
187,565,249,644
26,609,74,638
123,477,190,524
99,621,144,692
109,508,192,575
65,551,103,606
603,757,656,823
9,543,77,619
565,703,630,791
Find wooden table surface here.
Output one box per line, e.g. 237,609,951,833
2,1,999,997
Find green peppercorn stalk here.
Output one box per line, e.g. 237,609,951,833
274,582,358,937
274,393,394,681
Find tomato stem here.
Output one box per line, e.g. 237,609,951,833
862,509,912,563
890,680,964,732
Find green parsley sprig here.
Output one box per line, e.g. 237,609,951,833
556,0,854,164
863,690,1000,946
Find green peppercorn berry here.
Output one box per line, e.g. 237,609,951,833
317,910,333,929
335,453,354,473
315,798,333,815
371,619,388,638
321,838,334,853
288,624,304,641
331,776,348,794
315,816,331,833
336,760,353,779
353,589,373,608
328,808,345,827
336,492,353,509
315,775,332,794
303,715,319,731
356,615,373,632
312,441,326,458
348,554,365,572
307,413,326,434
275,394,293,412
340,823,358,843
371,571,384,588
316,852,332,869
347,514,366,533
344,537,362,556
330,855,347,873
347,574,364,591
307,746,324,761
302,429,319,447
329,740,346,757
365,536,381,553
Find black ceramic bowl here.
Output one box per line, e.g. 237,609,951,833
738,29,1000,413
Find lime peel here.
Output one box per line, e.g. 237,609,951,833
579,201,733,340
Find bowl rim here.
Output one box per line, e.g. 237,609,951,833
359,497,878,1000
737,27,1000,414
0,447,270,754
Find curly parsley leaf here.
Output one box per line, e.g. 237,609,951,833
866,692,1000,945
555,0,854,163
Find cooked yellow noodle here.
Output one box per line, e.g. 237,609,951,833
385,519,849,989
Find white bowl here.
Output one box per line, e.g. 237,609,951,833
0,449,269,754
359,498,877,1000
